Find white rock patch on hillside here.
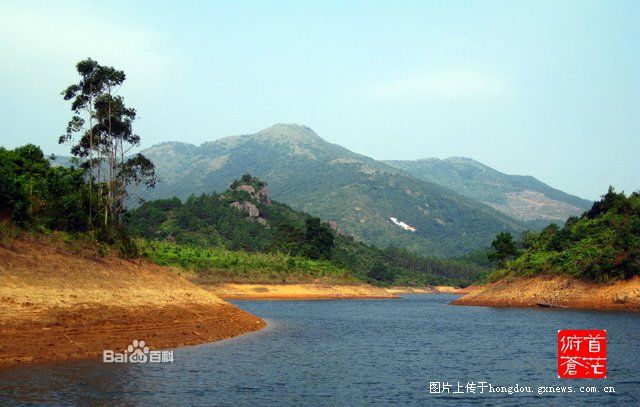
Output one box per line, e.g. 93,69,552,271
389,217,417,232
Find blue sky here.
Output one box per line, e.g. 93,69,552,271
0,0,637,200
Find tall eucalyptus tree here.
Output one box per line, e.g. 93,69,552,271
61,58,156,229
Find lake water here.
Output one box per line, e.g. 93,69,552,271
1,294,639,406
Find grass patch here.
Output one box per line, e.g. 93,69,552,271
138,240,357,284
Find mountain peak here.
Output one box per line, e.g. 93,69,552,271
442,157,490,171
444,156,480,164
144,141,197,155
255,123,320,142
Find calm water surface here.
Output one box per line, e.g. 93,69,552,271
1,295,639,406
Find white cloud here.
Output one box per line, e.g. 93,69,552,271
368,70,508,102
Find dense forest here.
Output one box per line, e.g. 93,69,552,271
1,144,90,231
129,174,486,286
487,187,640,282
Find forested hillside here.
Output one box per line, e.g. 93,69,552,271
385,157,592,225
487,188,639,282
129,174,486,286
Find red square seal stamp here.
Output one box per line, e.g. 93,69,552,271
557,329,606,379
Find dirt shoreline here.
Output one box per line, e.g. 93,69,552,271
200,283,397,300
385,286,476,295
199,283,477,300
451,275,640,311
0,239,265,366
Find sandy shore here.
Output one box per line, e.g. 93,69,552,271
385,286,476,295
384,286,436,294
434,285,477,294
452,275,640,311
0,238,265,366
201,283,397,300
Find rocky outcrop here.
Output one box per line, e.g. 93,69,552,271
230,201,260,219
236,184,255,195
259,187,272,205
327,220,345,236
233,184,271,206
228,175,272,225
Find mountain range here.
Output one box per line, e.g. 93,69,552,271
384,157,592,228
136,124,531,257
52,124,591,257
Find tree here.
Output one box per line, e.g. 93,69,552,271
61,58,156,228
0,145,90,230
520,230,539,250
60,59,103,226
367,261,395,283
93,94,156,225
272,222,306,255
91,66,126,225
585,186,627,219
302,217,334,259
488,231,518,266
0,147,26,221
11,144,49,217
